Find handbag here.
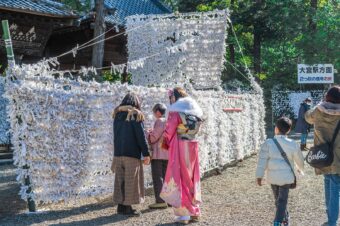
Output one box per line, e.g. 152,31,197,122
306,121,340,169
273,138,297,189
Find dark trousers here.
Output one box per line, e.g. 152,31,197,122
271,184,290,223
151,159,168,203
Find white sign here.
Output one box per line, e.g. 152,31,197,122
298,64,334,84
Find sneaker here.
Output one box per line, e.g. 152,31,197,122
149,203,168,209
175,216,190,225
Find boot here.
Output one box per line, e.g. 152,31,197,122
273,222,282,226
123,205,141,217
117,204,124,214
300,144,307,151
303,144,307,151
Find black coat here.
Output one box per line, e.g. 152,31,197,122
295,102,311,133
113,111,150,159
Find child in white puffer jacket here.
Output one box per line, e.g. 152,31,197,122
256,117,304,226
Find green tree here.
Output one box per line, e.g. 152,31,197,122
297,1,339,74
60,0,92,13
192,0,339,87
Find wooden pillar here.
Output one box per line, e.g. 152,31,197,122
92,0,106,80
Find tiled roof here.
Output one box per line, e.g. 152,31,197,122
0,0,77,18
104,0,172,25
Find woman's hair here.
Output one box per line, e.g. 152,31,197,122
304,97,312,103
120,93,141,110
152,103,167,116
276,117,292,135
173,87,188,101
325,86,340,104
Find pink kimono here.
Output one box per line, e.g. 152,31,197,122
160,111,202,217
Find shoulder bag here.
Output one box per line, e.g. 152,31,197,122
306,121,340,169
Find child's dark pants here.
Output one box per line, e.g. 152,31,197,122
151,159,168,203
271,184,290,223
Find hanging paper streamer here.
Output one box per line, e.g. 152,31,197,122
5,64,266,204
3,10,266,205
126,10,229,89
0,77,10,144
272,90,325,120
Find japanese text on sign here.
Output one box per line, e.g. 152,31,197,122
298,64,334,84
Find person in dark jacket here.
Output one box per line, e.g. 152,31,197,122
295,98,312,150
111,93,150,217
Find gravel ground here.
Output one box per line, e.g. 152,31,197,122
0,164,26,217
0,144,328,226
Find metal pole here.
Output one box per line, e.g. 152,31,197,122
2,20,36,212
1,20,15,67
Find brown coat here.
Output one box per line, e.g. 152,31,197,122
305,102,340,175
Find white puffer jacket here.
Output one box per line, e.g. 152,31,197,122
256,135,305,186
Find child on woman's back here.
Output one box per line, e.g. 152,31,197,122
147,103,169,209
256,117,304,226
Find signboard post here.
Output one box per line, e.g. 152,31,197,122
298,64,334,84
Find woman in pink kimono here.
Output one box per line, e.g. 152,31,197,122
160,87,203,224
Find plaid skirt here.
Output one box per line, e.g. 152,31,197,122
112,156,145,205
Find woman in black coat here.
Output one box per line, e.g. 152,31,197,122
111,93,150,217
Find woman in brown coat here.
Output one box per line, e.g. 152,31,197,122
305,86,340,226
